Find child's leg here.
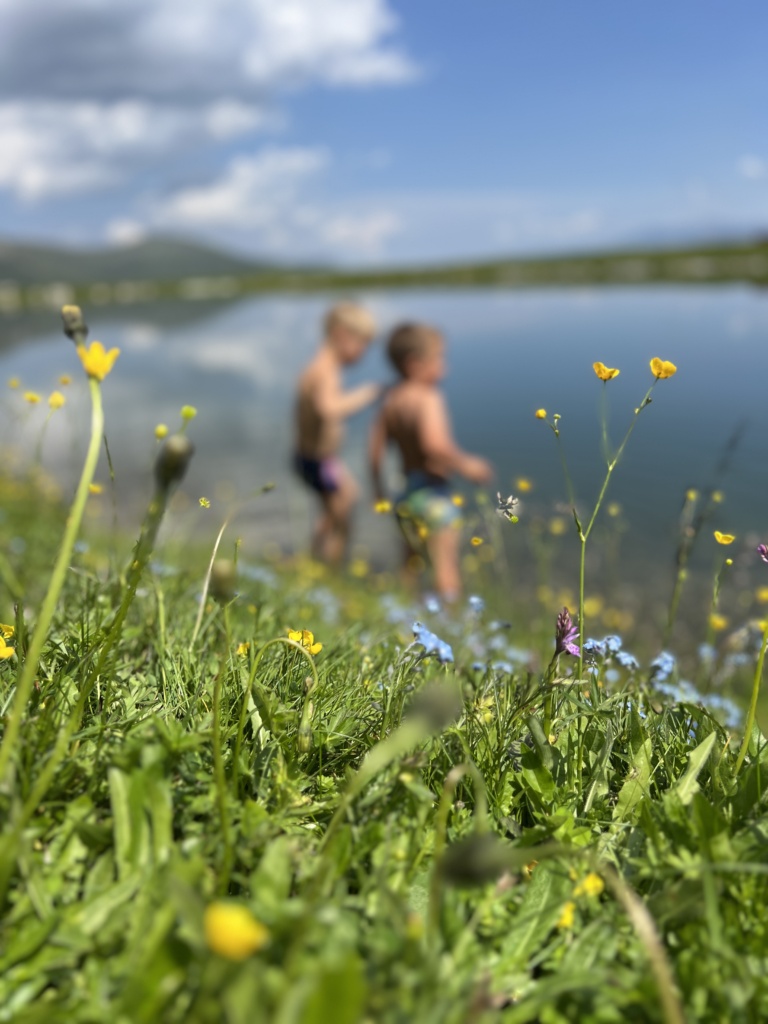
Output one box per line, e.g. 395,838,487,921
319,465,359,566
427,525,461,603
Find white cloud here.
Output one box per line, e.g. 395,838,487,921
739,155,766,180
106,218,147,246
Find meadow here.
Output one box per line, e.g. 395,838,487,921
0,306,767,1023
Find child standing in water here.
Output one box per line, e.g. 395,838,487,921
369,322,494,601
294,302,380,565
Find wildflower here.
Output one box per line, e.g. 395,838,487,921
451,494,464,507
199,497,211,508
712,491,724,504
0,624,14,640
236,642,250,657
685,489,698,502
411,621,454,664
155,423,169,439
758,544,768,564
650,357,677,379
23,392,41,404
583,638,607,659
535,408,547,419
714,531,735,545
76,340,120,381
556,901,576,929
593,361,620,381
181,405,197,421
88,483,103,495
698,643,716,662
374,498,392,513
424,594,441,614
0,635,14,660
350,558,368,578
48,390,66,409
603,635,622,654
61,304,87,342
287,629,322,656
709,612,729,631
574,872,604,898
549,517,567,536
615,650,639,671
468,594,485,614
650,651,676,683
515,477,533,493
470,536,484,547
7,377,19,389
554,607,579,657
496,493,519,523
203,902,269,961
59,374,72,386
607,502,621,517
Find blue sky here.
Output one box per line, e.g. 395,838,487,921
0,0,766,263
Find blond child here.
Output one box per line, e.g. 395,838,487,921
369,322,493,600
294,302,380,565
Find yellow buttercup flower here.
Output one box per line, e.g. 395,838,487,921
451,494,464,507
23,391,41,404
0,624,15,640
593,361,620,381
154,423,169,439
711,490,724,504
236,642,250,657
48,390,66,410
88,483,103,495
535,408,547,419
755,587,768,604
573,872,604,898
7,377,20,389
199,497,211,508
77,341,120,381
374,499,392,513
685,489,698,502
59,374,72,386
181,405,197,421
650,357,677,379
470,536,484,547
515,477,533,493
709,612,729,632
556,900,576,929
0,636,15,660
287,628,322,656
713,531,735,545
203,902,269,961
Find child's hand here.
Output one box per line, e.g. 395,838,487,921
464,455,494,485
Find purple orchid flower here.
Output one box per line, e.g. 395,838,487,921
758,544,768,564
554,606,580,657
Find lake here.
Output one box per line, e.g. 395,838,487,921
2,284,768,625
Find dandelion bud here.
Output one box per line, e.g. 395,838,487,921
210,559,237,603
61,304,88,344
440,832,510,888
154,434,194,491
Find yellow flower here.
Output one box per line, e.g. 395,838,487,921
77,341,120,381
573,872,604,898
181,405,197,421
236,642,250,657
350,558,369,578
755,587,768,604
199,497,211,508
535,408,547,419
417,523,429,540
709,612,729,632
470,536,484,547
154,423,169,439
593,361,620,381
88,483,103,495
374,499,392,513
515,477,533,493
556,900,576,929
714,531,735,545
650,357,677,379
59,374,72,386
7,377,20,389
549,517,567,536
685,489,698,502
287,628,322,656
0,636,14,660
0,624,15,640
48,390,66,410
203,902,269,961
712,490,724,504
607,502,621,517
23,391,41,404
451,494,465,507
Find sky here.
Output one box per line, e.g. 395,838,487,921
0,0,766,265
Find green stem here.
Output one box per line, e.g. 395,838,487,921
734,616,768,774
0,378,103,786
214,606,233,892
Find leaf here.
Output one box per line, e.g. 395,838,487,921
613,709,652,822
671,730,717,806
498,864,573,970
300,955,367,1024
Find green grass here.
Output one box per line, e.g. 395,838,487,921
1,463,768,1023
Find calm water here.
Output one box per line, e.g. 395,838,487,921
2,285,767,593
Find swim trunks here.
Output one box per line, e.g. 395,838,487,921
396,472,462,533
293,454,341,495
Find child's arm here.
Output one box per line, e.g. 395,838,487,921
368,408,388,502
419,391,493,483
316,376,381,421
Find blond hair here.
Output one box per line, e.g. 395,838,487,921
387,322,441,376
324,302,376,340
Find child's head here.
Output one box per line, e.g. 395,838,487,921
324,302,376,364
387,322,445,383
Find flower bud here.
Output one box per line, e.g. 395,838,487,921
61,304,88,344
154,434,194,491
210,559,237,603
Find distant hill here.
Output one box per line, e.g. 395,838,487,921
0,237,264,286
